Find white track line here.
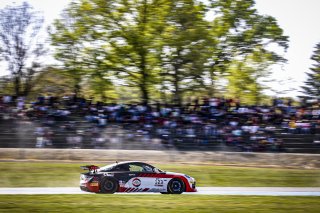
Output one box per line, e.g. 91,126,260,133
0,187,320,196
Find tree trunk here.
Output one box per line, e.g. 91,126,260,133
14,76,20,97
173,49,182,106
140,54,149,105
141,83,149,105
208,68,215,97
139,0,149,105
23,84,31,97
74,82,80,98
23,76,33,97
173,65,181,106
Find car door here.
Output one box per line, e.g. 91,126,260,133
123,163,159,192
107,163,143,192
129,163,168,192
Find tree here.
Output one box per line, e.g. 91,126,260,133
50,0,168,104
103,0,164,105
158,0,211,105
82,49,117,102
0,2,45,97
206,0,288,103
301,43,320,100
49,0,288,105
30,67,75,98
49,1,93,98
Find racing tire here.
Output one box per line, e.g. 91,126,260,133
167,178,185,194
100,177,118,194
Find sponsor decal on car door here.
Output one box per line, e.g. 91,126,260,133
125,176,170,192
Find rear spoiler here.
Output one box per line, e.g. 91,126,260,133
80,165,100,173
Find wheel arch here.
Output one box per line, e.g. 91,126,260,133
171,175,192,192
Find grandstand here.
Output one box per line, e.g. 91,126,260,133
0,96,320,153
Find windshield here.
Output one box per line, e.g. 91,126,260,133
153,167,163,173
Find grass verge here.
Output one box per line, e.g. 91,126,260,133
0,162,319,187
0,195,319,213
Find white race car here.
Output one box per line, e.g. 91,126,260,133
80,161,197,194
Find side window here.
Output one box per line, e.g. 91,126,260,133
113,166,121,171
114,165,130,171
129,164,144,172
143,165,153,172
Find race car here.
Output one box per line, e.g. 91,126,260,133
80,161,197,194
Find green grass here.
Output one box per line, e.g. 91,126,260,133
0,161,319,187
0,195,319,213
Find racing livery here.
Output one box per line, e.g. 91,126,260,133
80,161,197,194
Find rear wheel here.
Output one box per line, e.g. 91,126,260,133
100,177,118,194
167,178,185,194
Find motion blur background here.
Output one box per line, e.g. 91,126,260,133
0,0,320,153
0,1,320,212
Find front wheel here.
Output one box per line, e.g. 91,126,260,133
100,177,118,194
167,178,185,194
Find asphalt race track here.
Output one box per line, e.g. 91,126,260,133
1,187,320,196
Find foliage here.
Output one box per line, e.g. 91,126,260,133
29,67,76,99
50,0,165,104
301,42,320,100
49,0,288,104
1,195,320,213
49,1,92,97
157,0,211,105
1,162,320,187
0,76,13,95
0,1,46,97
208,0,288,104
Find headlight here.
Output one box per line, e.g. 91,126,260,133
189,178,195,184
185,175,195,184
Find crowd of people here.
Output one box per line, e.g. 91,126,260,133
1,94,320,152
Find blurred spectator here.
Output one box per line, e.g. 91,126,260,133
1,94,320,152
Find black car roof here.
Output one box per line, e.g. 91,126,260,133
113,161,153,166
99,161,155,170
